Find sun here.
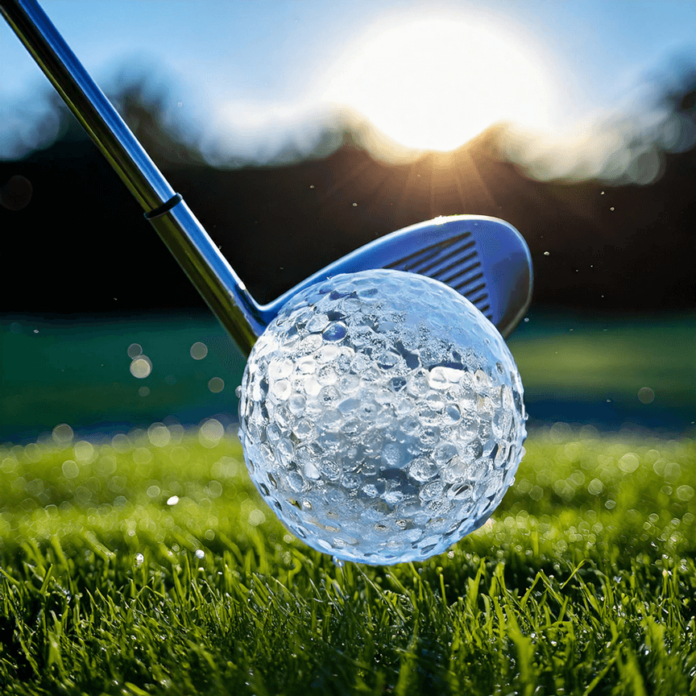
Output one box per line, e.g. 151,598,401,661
323,15,557,153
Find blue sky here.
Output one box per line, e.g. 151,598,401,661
1,0,695,164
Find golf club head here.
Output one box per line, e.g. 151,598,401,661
261,215,532,339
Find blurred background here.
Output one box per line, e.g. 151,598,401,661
1,0,694,443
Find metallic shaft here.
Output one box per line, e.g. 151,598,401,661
1,0,260,354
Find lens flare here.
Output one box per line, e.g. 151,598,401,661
323,16,557,153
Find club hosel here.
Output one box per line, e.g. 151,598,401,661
146,197,263,355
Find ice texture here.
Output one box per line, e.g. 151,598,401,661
238,269,526,565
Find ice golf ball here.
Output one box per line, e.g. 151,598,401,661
238,269,526,565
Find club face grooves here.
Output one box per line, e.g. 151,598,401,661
385,230,469,268
385,230,490,314
405,240,477,276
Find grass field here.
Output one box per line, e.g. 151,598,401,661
1,425,695,695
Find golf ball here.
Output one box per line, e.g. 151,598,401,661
238,269,526,565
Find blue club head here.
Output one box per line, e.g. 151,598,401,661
259,215,532,339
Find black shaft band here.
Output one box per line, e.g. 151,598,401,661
144,193,183,220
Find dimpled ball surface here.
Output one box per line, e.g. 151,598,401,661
238,269,526,565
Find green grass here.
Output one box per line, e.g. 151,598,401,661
1,426,695,695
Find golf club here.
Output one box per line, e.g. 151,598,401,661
1,0,532,356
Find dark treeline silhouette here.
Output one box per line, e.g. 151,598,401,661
1,71,695,316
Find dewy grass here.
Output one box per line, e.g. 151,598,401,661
0,426,695,695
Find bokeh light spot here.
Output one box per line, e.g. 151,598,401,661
148,423,171,447
130,356,152,379
208,377,225,393
74,440,96,463
52,423,74,444
61,459,79,479
638,387,655,404
248,509,266,527
199,418,224,448
190,342,208,360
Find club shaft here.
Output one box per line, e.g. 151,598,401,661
1,0,261,354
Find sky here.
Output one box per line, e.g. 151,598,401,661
1,0,696,170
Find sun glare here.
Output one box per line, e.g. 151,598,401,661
324,16,557,153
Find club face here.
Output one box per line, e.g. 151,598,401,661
258,215,532,338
